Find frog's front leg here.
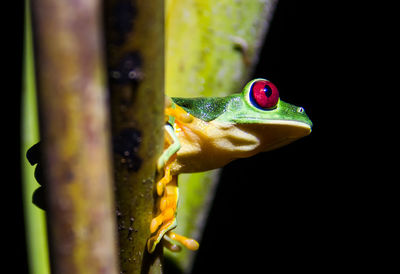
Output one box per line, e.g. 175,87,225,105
147,123,199,253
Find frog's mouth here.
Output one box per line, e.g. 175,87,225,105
231,115,312,129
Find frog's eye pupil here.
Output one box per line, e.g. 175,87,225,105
250,80,279,109
264,85,272,97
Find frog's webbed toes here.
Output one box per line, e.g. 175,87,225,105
147,217,176,253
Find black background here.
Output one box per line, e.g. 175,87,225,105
3,1,387,273
3,0,27,273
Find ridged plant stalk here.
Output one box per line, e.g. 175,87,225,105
31,0,119,273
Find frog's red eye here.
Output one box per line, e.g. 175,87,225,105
250,80,279,109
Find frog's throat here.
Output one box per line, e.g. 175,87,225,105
170,118,310,174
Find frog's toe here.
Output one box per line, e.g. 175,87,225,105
150,216,162,234
167,231,199,251
156,179,166,196
147,235,157,253
150,208,175,234
156,161,172,196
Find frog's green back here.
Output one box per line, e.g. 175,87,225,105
172,96,234,122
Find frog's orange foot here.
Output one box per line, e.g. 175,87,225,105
147,175,178,253
147,174,200,253
148,230,199,253
147,219,176,253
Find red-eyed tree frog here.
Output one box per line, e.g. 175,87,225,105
147,78,313,253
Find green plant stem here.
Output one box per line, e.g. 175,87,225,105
104,0,165,273
21,2,50,274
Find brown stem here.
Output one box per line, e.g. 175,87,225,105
104,0,165,273
31,0,119,273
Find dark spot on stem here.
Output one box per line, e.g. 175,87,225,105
110,0,137,45
109,52,143,86
113,128,142,172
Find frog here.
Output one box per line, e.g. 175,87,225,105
147,78,312,253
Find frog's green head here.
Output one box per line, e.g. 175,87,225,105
217,78,312,127
172,78,312,152
213,78,312,151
